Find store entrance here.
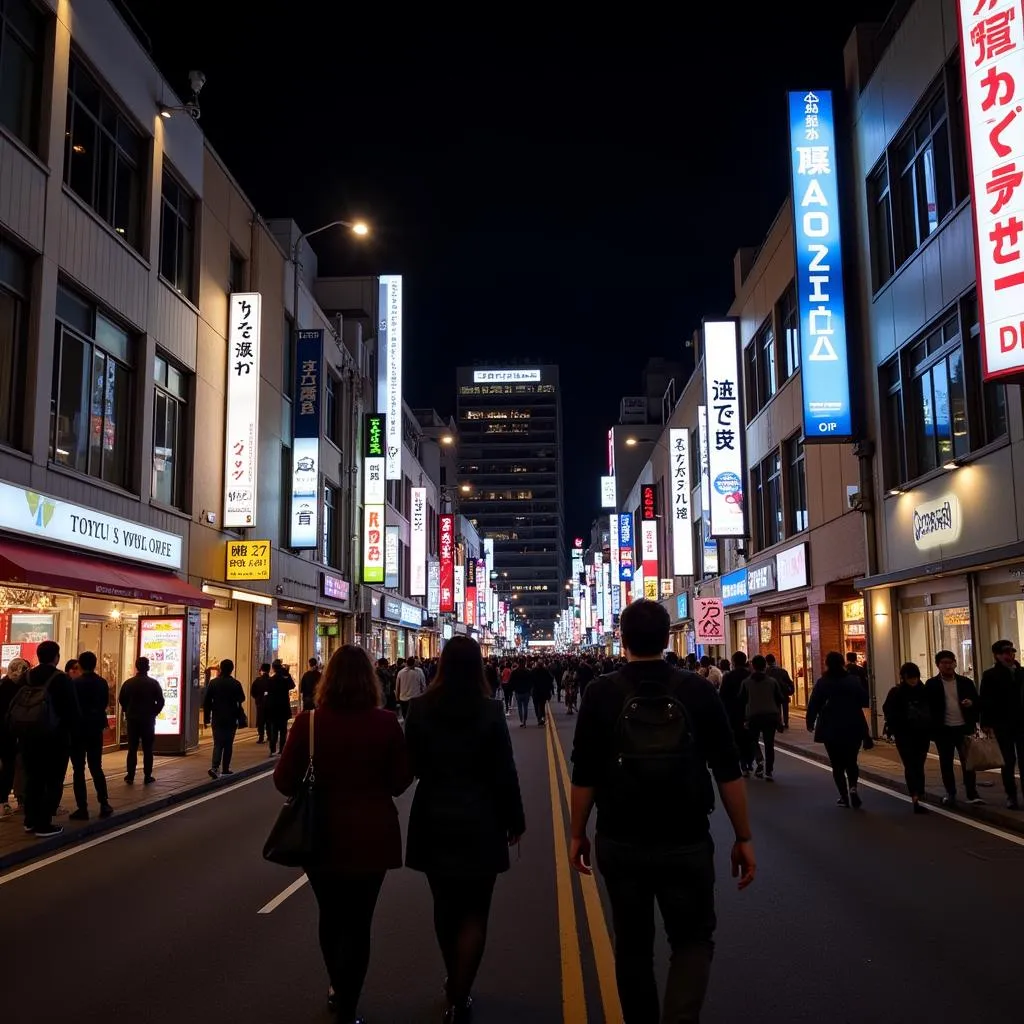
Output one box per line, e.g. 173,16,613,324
78,616,136,749
780,611,812,708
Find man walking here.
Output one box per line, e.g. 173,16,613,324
395,656,426,720
925,650,982,807
980,639,1024,809
204,659,246,778
765,654,794,731
118,657,164,785
68,651,112,820
299,657,321,712
251,662,271,743
265,659,296,756
569,600,756,1023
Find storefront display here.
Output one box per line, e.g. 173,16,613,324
901,605,974,679
780,611,812,708
139,616,185,737
842,599,866,665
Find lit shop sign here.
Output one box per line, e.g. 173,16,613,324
703,320,747,538
721,568,749,607
439,514,455,613
224,292,262,527
472,369,541,383
669,428,693,576
410,487,427,595
385,525,400,589
913,493,962,551
776,542,809,592
384,599,423,629
362,412,386,584
290,329,323,548
427,560,441,616
0,481,182,570
322,573,350,601
958,2,1024,380
641,521,659,600
617,514,634,581
454,563,465,604
695,597,725,644
788,90,853,438
379,275,404,480
746,561,776,596
676,593,689,621
601,475,616,509
641,483,657,521
139,616,184,737
225,539,271,581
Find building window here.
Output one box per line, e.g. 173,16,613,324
752,451,783,551
786,434,807,534
325,373,338,445
282,313,295,399
228,250,247,294
152,354,188,509
0,236,28,449
50,285,134,488
869,162,895,289
908,315,968,475
963,294,1008,447
745,318,776,417
0,0,44,148
64,57,144,249
744,341,758,419
323,483,338,568
159,169,195,300
778,283,799,381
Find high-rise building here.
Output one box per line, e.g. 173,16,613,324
456,365,566,639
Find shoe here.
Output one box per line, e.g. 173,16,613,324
208,768,219,779
99,804,114,818
1,802,12,818
1007,797,1020,810
222,769,235,776
124,775,135,784
941,794,956,807
34,824,64,838
754,765,765,779
742,769,751,779
69,808,89,821
967,795,984,805
23,825,33,833
913,802,928,814
53,805,67,816
836,797,850,808
143,776,156,785
765,772,774,782
327,989,337,1013
267,750,276,758
849,788,862,809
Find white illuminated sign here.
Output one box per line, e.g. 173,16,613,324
776,542,809,592
913,493,962,551
600,475,616,509
472,369,541,383
410,487,427,595
381,275,403,479
454,563,465,605
669,428,693,576
362,505,385,584
703,320,747,538
224,292,261,527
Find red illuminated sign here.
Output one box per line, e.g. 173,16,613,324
641,484,658,521
439,515,454,613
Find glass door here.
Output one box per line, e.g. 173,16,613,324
780,612,812,708
78,617,132,749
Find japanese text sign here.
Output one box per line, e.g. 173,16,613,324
600,476,616,508
641,483,658,522
640,518,659,600
439,515,455,613
290,329,323,548
225,539,271,581
695,597,725,644
787,90,854,437
224,292,262,527
669,428,693,576
363,414,386,505
362,505,385,584
410,487,427,596
618,513,634,581
380,275,404,479
428,561,441,616
958,1,1024,379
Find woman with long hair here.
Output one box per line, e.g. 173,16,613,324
404,636,526,1023
274,644,412,1023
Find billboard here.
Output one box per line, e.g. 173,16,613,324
669,428,693,576
224,293,261,527
289,329,322,548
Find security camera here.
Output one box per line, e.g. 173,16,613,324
187,103,201,121
188,70,206,97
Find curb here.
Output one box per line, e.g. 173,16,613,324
0,760,276,875
774,738,1024,836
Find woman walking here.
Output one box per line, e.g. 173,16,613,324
405,636,526,1023
883,662,933,813
274,645,412,1023
807,650,871,808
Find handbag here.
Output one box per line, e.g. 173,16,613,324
263,710,319,866
964,729,1005,773
237,708,248,729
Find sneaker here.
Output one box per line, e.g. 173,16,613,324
99,804,114,818
34,824,64,838
849,788,863,809
836,797,850,808
69,808,89,821
941,794,956,807
124,775,135,784
967,795,984,805
1,802,12,818
23,825,33,833
1007,797,1020,810
912,802,929,815
765,772,774,782
222,769,235,776
754,765,765,779
208,768,219,779
143,776,156,785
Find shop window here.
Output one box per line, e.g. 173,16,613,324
786,434,807,534
325,373,339,445
159,168,195,300
902,605,974,679
778,282,800,381
843,599,866,666
0,0,44,148
323,483,338,568
228,249,247,294
50,285,134,488
752,450,783,551
152,353,189,509
64,56,144,249
0,235,28,449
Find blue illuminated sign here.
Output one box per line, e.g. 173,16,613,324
618,514,634,582
721,568,749,607
788,90,853,441
676,593,689,621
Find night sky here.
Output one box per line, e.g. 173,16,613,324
135,3,895,540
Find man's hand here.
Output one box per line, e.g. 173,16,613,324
569,835,592,875
731,840,756,890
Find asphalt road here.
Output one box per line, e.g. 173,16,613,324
2,704,1022,1024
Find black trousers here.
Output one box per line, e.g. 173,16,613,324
780,699,790,729
21,740,69,831
267,716,288,754
934,726,977,799
125,718,155,780
71,730,109,809
737,724,762,770
427,872,497,1009
0,742,15,803
306,869,385,1021
894,732,930,798
533,695,547,723
747,715,777,774
597,834,716,1024
211,724,236,771
824,739,861,800
995,730,1024,800
254,699,266,741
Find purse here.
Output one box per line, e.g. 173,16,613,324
263,710,319,867
963,729,1005,773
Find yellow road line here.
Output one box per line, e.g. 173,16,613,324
548,718,624,1024
545,708,588,1024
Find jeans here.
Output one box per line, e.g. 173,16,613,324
267,717,288,754
125,718,155,780
212,724,237,771
597,834,716,1024
306,869,385,1021
502,686,513,711
71,730,109,810
21,740,68,831
824,739,861,801
516,693,532,725
894,732,930,798
934,726,978,799
428,873,497,1009
995,730,1024,801
747,715,777,775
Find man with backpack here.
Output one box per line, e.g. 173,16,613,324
568,600,756,1023
6,640,81,838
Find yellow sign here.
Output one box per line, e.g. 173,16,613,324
226,539,271,581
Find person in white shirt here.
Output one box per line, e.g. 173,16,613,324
396,657,426,720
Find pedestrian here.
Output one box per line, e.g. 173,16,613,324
300,657,322,712
274,644,412,1021
0,657,31,817
882,662,933,814
375,658,397,712
846,652,868,687
569,600,756,1023
807,651,871,808
251,663,271,743
118,656,165,785
979,639,1024,809
500,662,513,715
405,636,525,1024
740,655,784,780
8,641,81,838
721,652,760,776
395,657,426,721
531,659,554,725
68,650,113,820
924,650,982,807
204,659,246,778
265,659,296,756
764,653,794,730
509,658,533,727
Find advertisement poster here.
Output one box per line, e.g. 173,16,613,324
138,616,185,737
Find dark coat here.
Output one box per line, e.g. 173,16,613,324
882,682,933,738
118,673,165,722
74,671,110,734
274,707,412,872
806,670,869,745
979,661,1024,732
924,673,979,733
203,675,245,728
405,694,525,876
265,672,296,720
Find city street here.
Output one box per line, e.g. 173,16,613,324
3,709,1022,1024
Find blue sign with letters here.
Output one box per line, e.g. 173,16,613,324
618,514,634,582
721,568,749,607
788,90,853,441
675,593,689,621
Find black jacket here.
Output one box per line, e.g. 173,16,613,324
0,676,24,749
806,670,869,745
251,674,270,702
118,673,165,721
924,673,979,732
299,670,321,711
531,666,554,701
509,667,533,696
719,667,751,729
405,695,525,875
265,672,296,719
74,671,110,734
22,663,81,743
979,661,1024,731
882,682,933,738
203,674,246,728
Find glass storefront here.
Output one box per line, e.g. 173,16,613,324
780,611,812,708
843,599,867,666
901,605,974,679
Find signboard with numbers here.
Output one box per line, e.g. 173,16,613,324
225,539,271,581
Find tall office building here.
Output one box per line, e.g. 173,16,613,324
456,365,567,639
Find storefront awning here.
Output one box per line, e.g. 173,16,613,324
0,538,216,608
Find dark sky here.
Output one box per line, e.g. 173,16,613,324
134,4,895,540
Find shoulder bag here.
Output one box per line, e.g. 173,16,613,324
964,727,1005,773
263,710,320,866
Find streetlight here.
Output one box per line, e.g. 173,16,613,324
460,484,472,493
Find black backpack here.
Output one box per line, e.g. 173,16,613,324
6,675,61,739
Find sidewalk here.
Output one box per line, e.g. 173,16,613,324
776,711,1024,833
0,728,276,873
